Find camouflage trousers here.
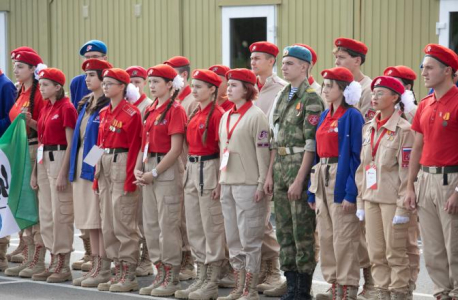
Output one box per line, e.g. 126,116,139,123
273,154,316,275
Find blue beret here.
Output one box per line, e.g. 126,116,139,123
282,45,311,63
79,40,107,56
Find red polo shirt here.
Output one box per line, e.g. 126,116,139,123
9,84,47,125
186,103,224,156
411,85,458,166
220,99,234,112
142,99,187,153
37,97,77,145
316,105,346,158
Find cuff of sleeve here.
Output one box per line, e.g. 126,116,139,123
357,198,364,210
308,193,315,203
257,182,264,192
304,140,316,152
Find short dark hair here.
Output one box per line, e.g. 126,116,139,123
334,47,366,65
176,65,191,80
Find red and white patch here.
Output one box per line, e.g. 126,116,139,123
374,78,382,86
366,109,376,121
132,70,138,76
194,70,199,76
86,45,93,51
122,105,136,116
388,70,393,75
16,54,21,59
51,114,59,120
426,46,431,53
39,71,45,77
212,67,218,72
308,114,319,126
402,147,412,168
252,46,257,51
103,70,110,76
323,72,328,77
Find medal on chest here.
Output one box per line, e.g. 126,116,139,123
296,102,303,117
442,112,450,127
110,119,122,133
386,130,395,141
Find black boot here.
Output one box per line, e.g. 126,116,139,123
296,272,313,300
280,271,297,300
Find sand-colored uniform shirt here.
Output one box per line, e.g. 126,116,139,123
358,75,374,122
254,73,287,117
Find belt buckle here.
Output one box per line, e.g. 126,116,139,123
430,167,438,174
104,148,110,154
190,156,198,163
278,147,287,156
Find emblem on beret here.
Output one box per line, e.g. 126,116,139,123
39,71,44,77
148,70,153,76
427,46,431,52
10,53,15,59
87,45,93,51
375,78,382,86
132,70,138,76
253,46,257,51
86,63,90,68
337,40,341,45
104,70,109,76
388,70,392,75
16,54,21,59
323,72,328,77
195,71,199,76
228,73,232,79
212,67,218,72
283,49,289,56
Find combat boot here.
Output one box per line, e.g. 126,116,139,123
264,280,287,297
140,261,165,295
406,282,415,300
73,256,98,286
47,252,72,283
98,260,121,291
5,242,34,276
316,283,338,300
6,232,25,263
175,262,207,299
376,289,390,300
109,261,139,292
0,239,9,271
32,253,57,281
81,257,112,288
256,258,284,293
238,272,260,300
72,237,91,270
179,250,196,280
340,285,359,300
18,244,46,277
297,272,314,300
136,238,153,276
358,268,377,300
216,268,246,300
151,264,182,297
279,271,297,300
189,263,221,300
219,261,235,288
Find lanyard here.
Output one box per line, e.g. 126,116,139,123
225,102,252,144
370,127,388,160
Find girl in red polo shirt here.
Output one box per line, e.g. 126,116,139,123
209,65,233,112
93,68,142,293
174,69,226,300
134,64,187,297
4,50,48,278
31,68,78,284
308,67,364,300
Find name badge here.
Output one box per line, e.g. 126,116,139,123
220,149,230,171
37,144,44,164
365,164,377,190
143,143,149,163
83,146,105,167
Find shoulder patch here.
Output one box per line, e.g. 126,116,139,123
122,104,137,116
306,88,315,93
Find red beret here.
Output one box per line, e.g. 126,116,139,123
208,65,231,77
147,64,178,81
294,44,318,64
103,68,130,85
192,69,222,87
249,41,279,57
371,76,405,95
225,68,256,85
164,56,190,68
126,66,147,79
38,68,66,86
335,37,368,55
82,59,112,72
321,67,354,83
383,66,417,81
424,44,458,72
11,46,37,59
14,51,43,66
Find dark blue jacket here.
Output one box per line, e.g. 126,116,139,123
308,107,364,203
70,74,91,108
0,73,17,137
69,100,107,182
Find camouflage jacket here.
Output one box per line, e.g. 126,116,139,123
271,79,324,152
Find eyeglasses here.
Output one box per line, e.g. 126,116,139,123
371,92,387,99
102,82,121,88
84,55,104,59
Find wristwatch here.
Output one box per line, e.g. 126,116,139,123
151,168,158,178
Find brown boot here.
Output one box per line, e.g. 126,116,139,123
73,256,98,286
316,283,338,300
256,258,284,293
18,244,46,278
32,253,57,281
175,262,207,299
238,272,260,300
179,250,196,280
47,253,72,283
72,237,91,270
0,240,9,271
6,232,25,263
5,242,34,276
98,260,121,291
358,268,377,300
216,268,246,300
151,264,182,297
139,261,165,295
189,263,221,300
136,238,153,276
109,261,139,292
340,285,359,300
81,257,112,288
376,289,390,300
219,261,236,288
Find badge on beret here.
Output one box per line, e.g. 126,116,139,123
212,67,218,72
104,70,109,76
195,71,199,76
375,78,382,86
148,69,153,76
426,46,432,53
388,70,393,75
283,49,289,56
308,114,319,126
132,70,138,76
252,46,257,51
87,45,93,51
323,72,328,77
16,54,21,59
228,73,232,79
10,53,15,59
86,63,90,68
337,40,341,45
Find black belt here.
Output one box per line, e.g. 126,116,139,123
28,140,38,146
188,153,219,163
148,152,166,158
104,148,129,155
422,165,458,186
43,145,67,151
320,157,339,164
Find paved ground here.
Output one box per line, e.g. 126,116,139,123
0,230,435,300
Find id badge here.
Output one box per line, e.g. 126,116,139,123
220,149,230,171
365,164,377,190
37,144,44,164
143,143,149,163
83,145,105,167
